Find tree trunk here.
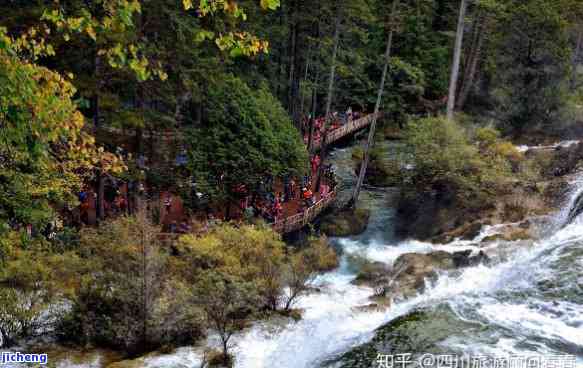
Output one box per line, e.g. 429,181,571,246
307,74,319,152
306,13,321,152
141,215,148,351
97,174,105,221
174,89,192,127
222,338,229,359
457,14,486,110
299,52,311,120
276,3,285,101
92,53,102,127
287,0,297,116
570,29,583,92
225,201,231,221
315,7,341,192
446,0,468,121
349,0,399,208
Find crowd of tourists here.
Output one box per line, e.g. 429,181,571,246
301,107,362,145
69,109,349,233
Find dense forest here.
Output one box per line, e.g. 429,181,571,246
2,0,583,367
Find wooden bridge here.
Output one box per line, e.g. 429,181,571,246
93,112,379,152
92,113,379,237
272,191,336,233
311,113,379,151
158,191,336,242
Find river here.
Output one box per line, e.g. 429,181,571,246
27,144,583,367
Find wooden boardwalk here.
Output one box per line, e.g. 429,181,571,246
272,191,336,233
92,113,378,153
88,113,378,235
311,113,379,151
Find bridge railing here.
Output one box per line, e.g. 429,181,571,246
93,113,379,153
271,191,336,233
311,112,380,151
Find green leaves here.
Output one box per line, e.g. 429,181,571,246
186,76,307,198
260,0,281,10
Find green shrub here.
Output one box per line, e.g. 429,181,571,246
404,117,482,190
402,117,516,198
475,127,500,147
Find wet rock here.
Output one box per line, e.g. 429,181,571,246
333,307,482,367
278,308,303,321
460,222,483,240
547,142,583,177
519,219,532,229
388,250,489,298
388,252,454,298
543,178,570,208
481,227,532,243
352,261,391,287
351,302,390,313
453,250,489,267
433,221,484,243
320,208,370,237
395,185,493,242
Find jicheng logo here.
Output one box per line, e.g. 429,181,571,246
1,351,48,365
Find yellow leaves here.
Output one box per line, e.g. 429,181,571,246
66,17,84,31
86,25,97,41
98,151,127,174
260,0,280,10
183,0,194,10
155,69,168,81
102,17,113,30
215,32,270,57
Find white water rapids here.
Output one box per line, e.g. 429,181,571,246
44,146,583,368
140,146,583,368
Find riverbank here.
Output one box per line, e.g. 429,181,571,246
7,132,583,368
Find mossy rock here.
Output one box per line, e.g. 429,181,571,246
330,306,482,367
481,229,531,243
208,350,233,368
352,261,390,287
432,221,484,243
277,308,303,321
320,208,370,237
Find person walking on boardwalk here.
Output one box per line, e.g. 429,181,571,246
311,154,321,174
164,194,173,216
302,187,314,207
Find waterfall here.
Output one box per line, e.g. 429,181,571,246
564,184,583,226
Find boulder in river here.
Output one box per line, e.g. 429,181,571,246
333,306,482,367
480,225,533,244
352,261,391,287
388,250,490,299
320,208,370,237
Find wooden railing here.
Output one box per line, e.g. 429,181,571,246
158,190,336,241
93,112,378,239
311,113,379,151
272,191,336,234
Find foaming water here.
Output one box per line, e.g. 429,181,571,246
57,148,583,367
224,173,583,367
432,213,583,361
